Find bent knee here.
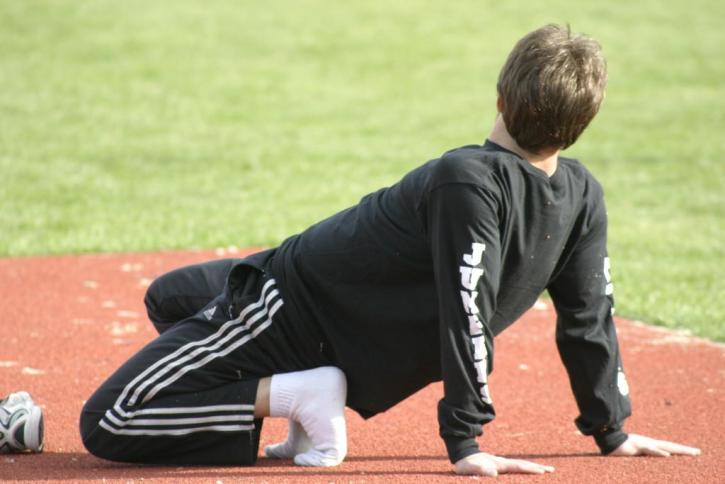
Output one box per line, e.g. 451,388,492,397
79,394,127,462
143,278,169,332
79,401,109,459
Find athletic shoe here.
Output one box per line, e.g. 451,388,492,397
0,391,44,453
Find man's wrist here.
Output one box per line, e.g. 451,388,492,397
594,427,628,455
443,436,480,464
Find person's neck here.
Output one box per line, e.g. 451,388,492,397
488,115,560,177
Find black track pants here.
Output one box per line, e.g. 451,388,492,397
144,258,237,335
80,259,330,465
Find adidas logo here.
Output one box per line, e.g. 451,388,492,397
203,306,217,321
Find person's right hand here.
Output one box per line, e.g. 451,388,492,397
609,434,701,457
454,452,555,476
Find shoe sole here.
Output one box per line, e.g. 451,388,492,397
24,405,44,452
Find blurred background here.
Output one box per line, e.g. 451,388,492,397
1,0,723,339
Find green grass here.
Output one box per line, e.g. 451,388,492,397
1,0,723,340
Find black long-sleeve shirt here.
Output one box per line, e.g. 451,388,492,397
267,140,631,462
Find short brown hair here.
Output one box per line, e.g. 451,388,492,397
496,24,607,153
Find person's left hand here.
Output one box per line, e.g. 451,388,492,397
610,434,701,457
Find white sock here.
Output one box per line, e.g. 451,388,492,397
265,366,347,466
264,420,311,458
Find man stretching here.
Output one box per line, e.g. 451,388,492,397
76,24,700,476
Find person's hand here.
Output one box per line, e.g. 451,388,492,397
454,452,555,476
610,434,701,457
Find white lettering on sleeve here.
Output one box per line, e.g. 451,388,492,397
459,266,484,291
462,242,486,266
468,315,483,336
480,383,492,403
472,335,485,361
474,361,492,403
474,361,486,383
460,290,480,315
457,241,493,405
474,337,492,403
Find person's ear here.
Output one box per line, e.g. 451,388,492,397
496,96,504,113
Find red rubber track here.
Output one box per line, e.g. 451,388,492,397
1,250,722,483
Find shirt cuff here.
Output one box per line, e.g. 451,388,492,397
443,436,480,463
594,428,629,455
